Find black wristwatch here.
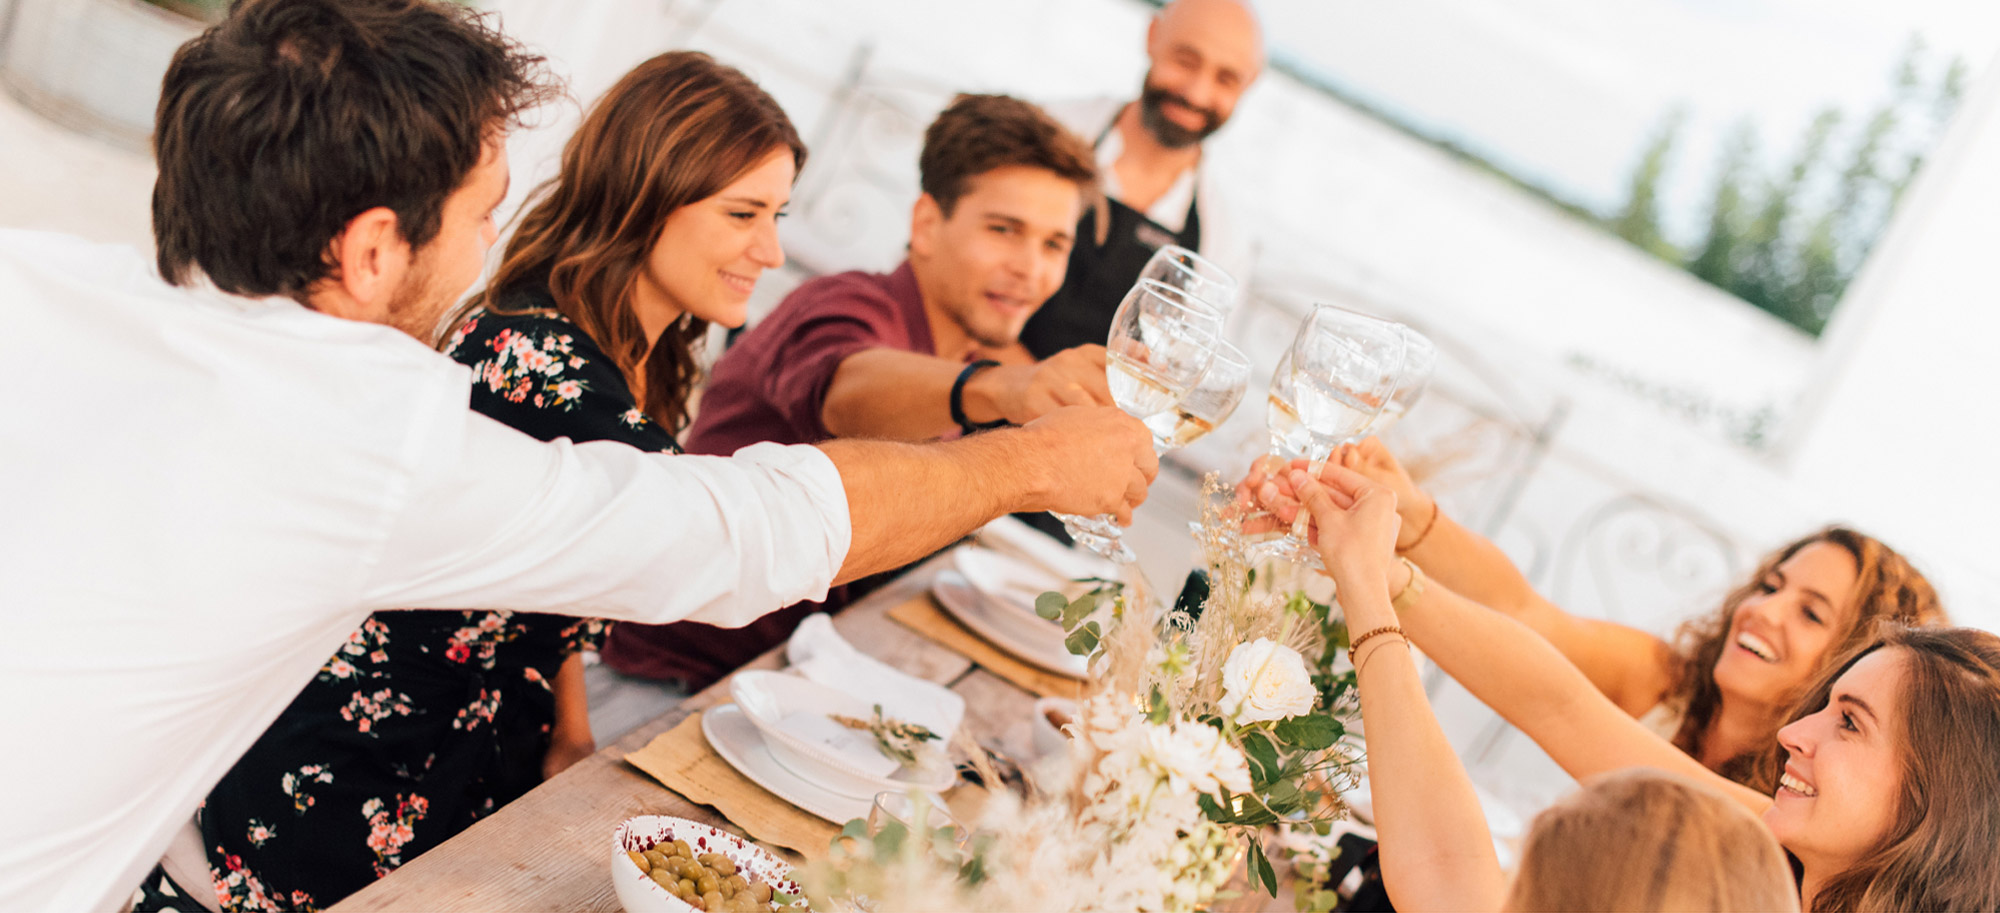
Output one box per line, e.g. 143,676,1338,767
950,359,1009,436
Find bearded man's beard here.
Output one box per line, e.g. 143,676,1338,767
384,254,455,344
1137,78,1224,149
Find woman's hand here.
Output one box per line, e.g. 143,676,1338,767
1291,462,1401,594
1338,437,1435,549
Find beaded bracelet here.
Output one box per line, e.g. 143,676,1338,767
1348,624,1405,661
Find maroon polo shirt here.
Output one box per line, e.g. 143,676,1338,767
600,262,938,687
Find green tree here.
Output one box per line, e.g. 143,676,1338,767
1687,121,1758,287
1733,107,1842,315
1611,107,1688,260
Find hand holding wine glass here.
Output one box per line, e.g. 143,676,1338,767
1056,278,1223,562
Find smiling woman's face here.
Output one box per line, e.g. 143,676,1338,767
1764,647,1908,874
632,147,794,334
1712,542,1860,710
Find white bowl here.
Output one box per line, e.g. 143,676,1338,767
730,671,958,800
1029,696,1079,760
610,815,800,913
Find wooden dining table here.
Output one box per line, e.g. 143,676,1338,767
330,552,1061,913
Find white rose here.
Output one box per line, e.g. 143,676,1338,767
1221,638,1318,723
1144,722,1253,796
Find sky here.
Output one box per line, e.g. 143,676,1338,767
1259,0,2000,243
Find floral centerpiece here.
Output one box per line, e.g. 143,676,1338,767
801,478,1365,911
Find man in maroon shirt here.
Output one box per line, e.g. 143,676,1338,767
602,94,1109,686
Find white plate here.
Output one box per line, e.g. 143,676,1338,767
701,704,874,824
729,671,958,799
932,569,1090,679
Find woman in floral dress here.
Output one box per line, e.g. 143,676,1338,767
138,51,806,912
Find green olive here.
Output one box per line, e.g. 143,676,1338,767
723,874,749,895
627,850,650,873
702,890,726,911
673,839,693,858
750,882,774,904
696,874,719,895
647,869,676,890
677,877,695,895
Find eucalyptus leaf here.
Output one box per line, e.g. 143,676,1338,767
1061,592,1099,629
872,820,907,857
1062,620,1102,656
1034,591,1066,620
838,818,870,841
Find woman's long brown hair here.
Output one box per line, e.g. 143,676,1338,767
1776,625,2000,912
476,50,805,432
1661,527,1943,790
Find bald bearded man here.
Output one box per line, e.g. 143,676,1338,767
1022,0,1264,358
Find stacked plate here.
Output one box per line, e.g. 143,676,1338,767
931,518,1118,678
702,618,962,823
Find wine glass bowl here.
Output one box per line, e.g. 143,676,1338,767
1058,279,1224,563
1142,340,1251,452
1139,244,1237,315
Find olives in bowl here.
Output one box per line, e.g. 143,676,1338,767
611,815,805,913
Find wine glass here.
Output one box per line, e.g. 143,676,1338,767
1361,325,1438,437
1140,340,1251,453
1253,305,1406,564
1140,245,1238,315
1056,279,1223,562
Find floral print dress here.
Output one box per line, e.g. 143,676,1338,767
150,287,678,913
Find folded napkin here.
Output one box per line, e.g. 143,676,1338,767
974,516,1118,582
624,713,838,859
785,613,965,737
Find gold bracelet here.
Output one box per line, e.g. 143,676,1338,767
1389,557,1426,614
1348,624,1404,661
1397,498,1440,554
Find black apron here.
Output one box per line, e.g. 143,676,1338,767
1019,116,1202,360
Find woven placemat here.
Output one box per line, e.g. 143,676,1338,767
624,712,839,859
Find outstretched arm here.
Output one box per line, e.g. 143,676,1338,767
1295,466,1771,818
1246,440,1675,716
1293,466,1506,913
821,404,1154,583
820,344,1112,441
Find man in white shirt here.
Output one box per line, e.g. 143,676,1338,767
0,2,1156,909
1021,0,1264,359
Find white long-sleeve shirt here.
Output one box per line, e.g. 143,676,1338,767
0,230,852,911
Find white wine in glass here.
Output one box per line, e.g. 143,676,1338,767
1057,279,1223,562
1142,340,1250,452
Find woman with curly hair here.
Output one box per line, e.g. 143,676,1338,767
1279,437,1945,789
1295,462,2000,912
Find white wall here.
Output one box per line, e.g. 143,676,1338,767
1780,53,2000,625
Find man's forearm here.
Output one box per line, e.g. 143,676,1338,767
820,349,964,441
817,433,1046,584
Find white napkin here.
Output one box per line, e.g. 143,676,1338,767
974,516,1119,582
785,614,965,738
